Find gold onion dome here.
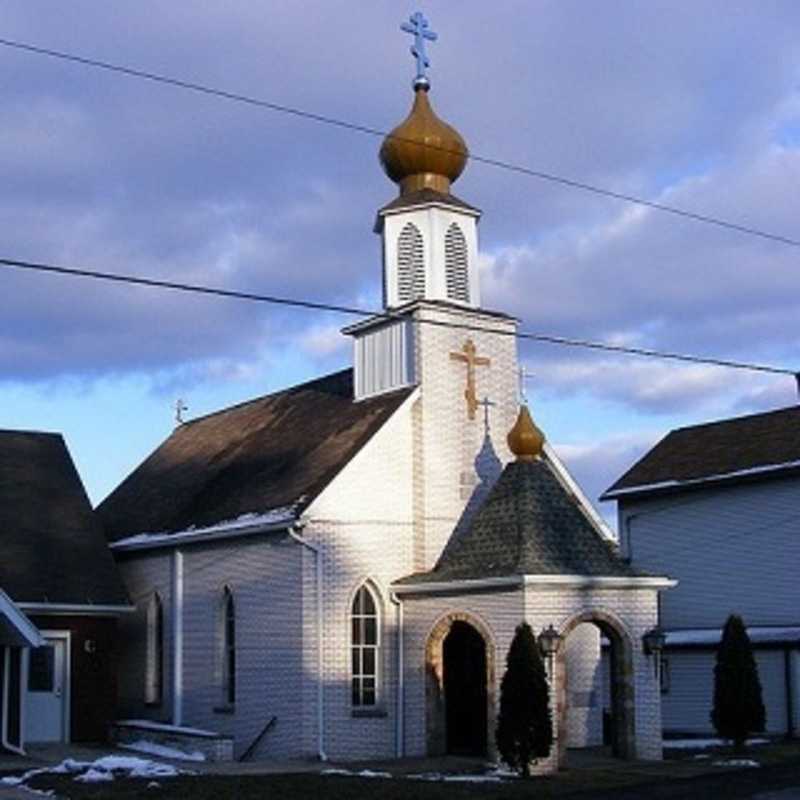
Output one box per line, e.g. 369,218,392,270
379,87,468,195
507,405,545,462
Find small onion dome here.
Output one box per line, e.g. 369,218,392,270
507,405,545,462
379,87,468,195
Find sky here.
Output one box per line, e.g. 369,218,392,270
2,1,800,523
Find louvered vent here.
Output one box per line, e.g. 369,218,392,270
445,223,470,303
397,223,425,303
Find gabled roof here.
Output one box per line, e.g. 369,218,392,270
397,457,640,586
98,369,414,542
0,430,128,606
603,406,800,500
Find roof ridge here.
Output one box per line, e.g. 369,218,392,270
0,428,63,438
182,368,353,426
671,404,800,434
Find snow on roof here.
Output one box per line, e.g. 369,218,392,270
110,508,296,552
665,626,800,648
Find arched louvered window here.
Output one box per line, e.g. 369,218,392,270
220,586,236,706
145,592,163,705
351,584,380,707
445,223,470,303
397,222,425,303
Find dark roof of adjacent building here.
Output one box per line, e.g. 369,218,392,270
397,457,640,585
603,405,800,500
0,430,129,606
98,369,414,542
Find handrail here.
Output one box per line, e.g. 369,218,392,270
237,715,277,762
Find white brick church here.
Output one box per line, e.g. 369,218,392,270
99,20,673,769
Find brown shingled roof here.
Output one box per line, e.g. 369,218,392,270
0,430,128,605
98,369,413,541
603,405,800,500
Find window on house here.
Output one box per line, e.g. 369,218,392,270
397,222,425,303
351,584,380,707
221,587,236,706
145,593,163,705
445,222,470,303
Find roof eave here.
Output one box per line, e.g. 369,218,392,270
603,459,800,501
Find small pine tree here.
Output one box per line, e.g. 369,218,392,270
711,614,766,751
496,622,553,777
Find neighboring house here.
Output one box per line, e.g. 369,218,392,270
602,406,800,738
0,430,131,750
98,74,672,769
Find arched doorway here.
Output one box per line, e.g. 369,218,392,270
443,621,487,755
556,611,635,766
424,612,496,758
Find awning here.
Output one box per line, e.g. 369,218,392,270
0,589,42,648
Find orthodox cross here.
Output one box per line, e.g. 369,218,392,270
450,339,491,420
401,11,437,88
518,365,530,404
478,396,496,433
175,398,188,425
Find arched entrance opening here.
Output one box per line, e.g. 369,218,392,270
556,612,635,766
443,621,487,755
425,612,495,758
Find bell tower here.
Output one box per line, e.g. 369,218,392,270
345,13,519,568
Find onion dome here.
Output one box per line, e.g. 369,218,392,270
379,87,468,195
507,405,545,462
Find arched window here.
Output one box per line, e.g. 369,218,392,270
145,593,163,705
397,222,425,303
351,584,380,707
445,223,470,303
221,587,236,706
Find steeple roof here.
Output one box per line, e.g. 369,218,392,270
397,455,641,585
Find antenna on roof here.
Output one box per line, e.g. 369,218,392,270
175,398,188,426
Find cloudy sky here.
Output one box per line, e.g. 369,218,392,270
2,1,799,521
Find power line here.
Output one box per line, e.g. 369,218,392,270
1,256,796,379
2,36,800,249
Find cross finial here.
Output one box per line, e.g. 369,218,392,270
175,398,188,425
518,366,530,405
401,11,438,90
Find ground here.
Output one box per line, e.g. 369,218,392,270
3,741,800,799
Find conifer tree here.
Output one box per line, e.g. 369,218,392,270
496,622,553,776
711,614,766,751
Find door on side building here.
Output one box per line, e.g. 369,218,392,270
25,632,70,742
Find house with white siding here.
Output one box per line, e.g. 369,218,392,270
98,37,673,769
602,406,800,739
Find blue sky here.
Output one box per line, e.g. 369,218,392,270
2,1,799,514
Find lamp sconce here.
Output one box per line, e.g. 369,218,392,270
538,624,562,658
642,627,666,656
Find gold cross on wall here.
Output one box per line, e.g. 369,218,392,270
450,339,491,420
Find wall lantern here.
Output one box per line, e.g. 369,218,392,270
538,624,562,657
642,627,666,656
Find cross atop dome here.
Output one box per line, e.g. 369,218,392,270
401,12,438,90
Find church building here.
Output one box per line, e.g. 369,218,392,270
99,17,673,769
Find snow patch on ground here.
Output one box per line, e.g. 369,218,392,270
665,737,769,749
713,758,761,768
115,719,217,737
0,754,191,789
322,768,392,778
121,739,206,761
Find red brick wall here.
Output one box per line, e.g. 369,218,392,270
30,615,118,743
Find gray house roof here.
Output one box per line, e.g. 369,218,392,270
0,430,129,606
397,457,640,585
603,405,800,500
99,369,414,542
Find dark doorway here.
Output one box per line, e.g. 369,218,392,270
443,620,487,756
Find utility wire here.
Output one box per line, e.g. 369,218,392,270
2,36,800,249
2,256,796,379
